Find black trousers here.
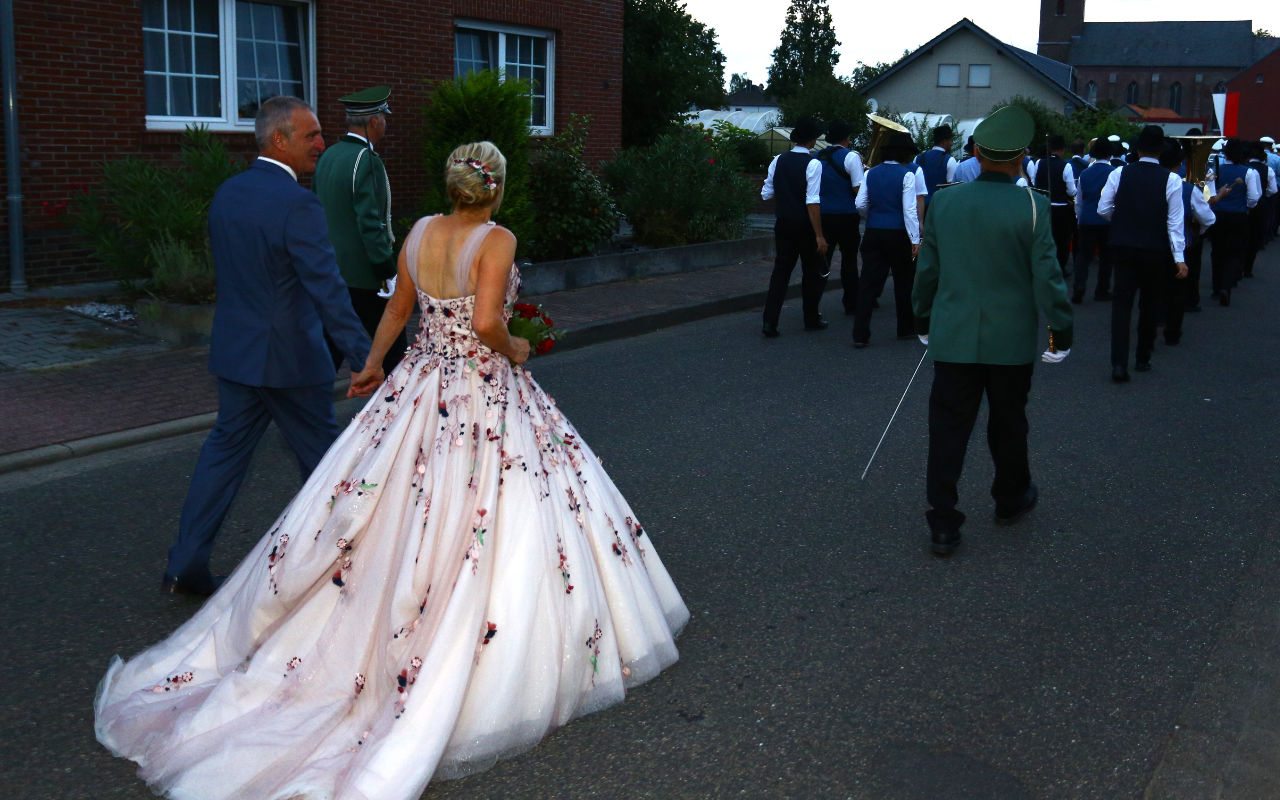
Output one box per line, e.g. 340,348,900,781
1245,205,1267,275
853,228,914,343
822,212,862,313
1074,224,1113,297
1210,211,1249,293
326,286,407,374
1184,235,1205,310
1050,204,1075,276
926,361,1034,534
763,218,827,328
1111,245,1173,367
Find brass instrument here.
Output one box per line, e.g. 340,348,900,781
865,113,911,168
1172,135,1218,187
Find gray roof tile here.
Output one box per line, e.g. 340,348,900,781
1069,21,1280,68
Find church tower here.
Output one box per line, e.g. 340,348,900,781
1038,0,1085,63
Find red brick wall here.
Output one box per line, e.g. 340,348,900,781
1228,50,1280,139
2,0,623,288
1076,66,1236,125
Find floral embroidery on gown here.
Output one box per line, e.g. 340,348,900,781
94,216,689,800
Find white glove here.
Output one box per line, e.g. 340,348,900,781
377,276,397,299
918,334,929,346
1041,347,1070,364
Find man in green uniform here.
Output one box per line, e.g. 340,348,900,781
313,85,405,373
912,105,1075,556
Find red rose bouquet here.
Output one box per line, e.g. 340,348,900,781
508,302,563,356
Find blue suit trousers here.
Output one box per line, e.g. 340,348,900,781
166,378,339,582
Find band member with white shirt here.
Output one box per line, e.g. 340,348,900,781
1073,138,1117,303
1027,134,1078,279
1097,126,1187,381
817,119,866,315
761,117,828,336
1205,139,1263,304
1158,140,1215,345
853,132,920,347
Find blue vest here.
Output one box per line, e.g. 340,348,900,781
865,163,909,230
1108,162,1170,253
1071,155,1089,179
1078,163,1114,226
915,148,949,204
1216,162,1248,214
818,146,858,215
773,151,814,222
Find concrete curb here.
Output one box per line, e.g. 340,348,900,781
0,282,817,474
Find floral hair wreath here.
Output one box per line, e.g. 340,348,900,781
453,157,498,192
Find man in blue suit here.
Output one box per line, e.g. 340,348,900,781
163,96,377,596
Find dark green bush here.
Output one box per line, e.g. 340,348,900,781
526,116,621,261
605,128,753,247
148,233,216,305
69,125,242,288
709,120,771,172
422,70,533,252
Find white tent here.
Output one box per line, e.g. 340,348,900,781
688,109,780,135
900,112,957,136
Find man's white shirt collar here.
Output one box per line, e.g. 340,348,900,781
257,156,298,181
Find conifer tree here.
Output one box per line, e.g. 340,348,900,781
767,0,840,99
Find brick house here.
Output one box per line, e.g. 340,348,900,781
1036,0,1279,127
1227,48,1280,139
1,0,623,290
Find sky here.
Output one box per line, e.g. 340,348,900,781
679,0,1280,87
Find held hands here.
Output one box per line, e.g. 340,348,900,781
1040,347,1070,364
347,364,385,398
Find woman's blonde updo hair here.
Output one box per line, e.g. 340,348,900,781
444,141,507,210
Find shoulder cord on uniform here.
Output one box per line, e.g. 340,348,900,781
352,149,395,245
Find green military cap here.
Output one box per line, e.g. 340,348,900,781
339,85,392,116
973,105,1034,162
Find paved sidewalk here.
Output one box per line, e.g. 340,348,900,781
0,250,838,470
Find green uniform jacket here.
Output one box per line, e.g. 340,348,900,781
312,135,396,290
912,172,1074,365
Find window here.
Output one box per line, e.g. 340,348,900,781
143,0,314,130
1085,80,1097,104
1125,81,1140,104
968,64,991,87
455,21,555,135
937,64,960,87
1108,72,1117,84
1169,82,1182,114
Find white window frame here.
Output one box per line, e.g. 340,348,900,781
967,64,991,88
937,64,960,87
144,0,317,132
454,19,556,136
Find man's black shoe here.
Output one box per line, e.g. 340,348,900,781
1094,291,1112,301
1135,360,1152,372
804,318,829,331
853,340,869,349
1071,291,1084,305
1164,335,1180,346
1219,290,1231,307
995,484,1039,525
162,573,226,597
1185,304,1202,313
762,324,780,338
930,529,961,557
1112,365,1130,383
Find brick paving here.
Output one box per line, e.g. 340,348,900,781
0,252,826,457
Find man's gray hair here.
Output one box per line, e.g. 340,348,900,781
345,112,383,130
255,96,313,152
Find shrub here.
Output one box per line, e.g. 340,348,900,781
422,70,533,252
148,233,216,305
992,96,1140,155
69,125,242,288
525,116,621,261
605,128,753,247
709,120,771,172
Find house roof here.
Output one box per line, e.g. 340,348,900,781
858,18,1093,110
1068,21,1280,68
724,84,777,108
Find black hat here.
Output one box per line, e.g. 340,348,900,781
826,119,854,144
790,117,823,144
932,124,953,144
886,131,919,160
1157,138,1184,169
1136,124,1165,153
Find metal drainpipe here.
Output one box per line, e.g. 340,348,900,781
2,0,27,293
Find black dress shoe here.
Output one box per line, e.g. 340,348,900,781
1164,335,1181,346
1219,290,1231,307
1094,291,1112,301
1134,360,1151,372
1112,365,1130,383
995,484,1039,525
804,318,829,331
162,573,226,597
1185,304,1202,313
853,340,869,349
761,324,780,338
930,528,962,556
1071,291,1084,305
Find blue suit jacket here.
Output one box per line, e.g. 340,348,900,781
207,159,371,387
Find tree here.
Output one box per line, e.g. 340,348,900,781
1254,28,1274,38
623,0,725,148
777,74,868,139
850,50,908,89
728,73,756,95
767,0,840,99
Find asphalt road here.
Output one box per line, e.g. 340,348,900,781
3,259,1279,799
